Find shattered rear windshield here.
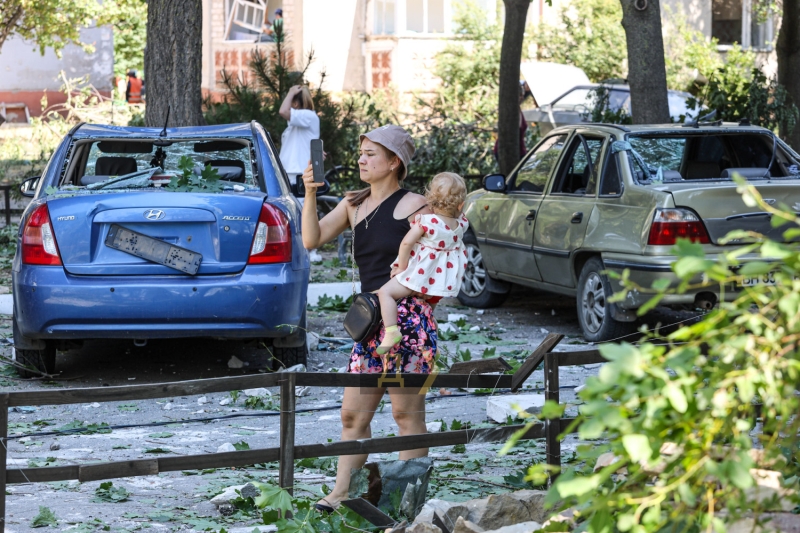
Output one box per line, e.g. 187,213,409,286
54,138,261,193
619,132,800,183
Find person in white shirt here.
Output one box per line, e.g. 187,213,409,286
279,85,322,262
279,85,320,181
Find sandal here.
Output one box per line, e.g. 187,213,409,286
315,498,338,514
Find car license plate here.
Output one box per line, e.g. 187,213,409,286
739,273,799,287
104,224,202,275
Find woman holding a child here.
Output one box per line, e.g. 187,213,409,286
300,125,469,513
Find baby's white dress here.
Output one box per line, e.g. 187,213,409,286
394,213,469,297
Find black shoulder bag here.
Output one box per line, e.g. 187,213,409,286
343,202,383,344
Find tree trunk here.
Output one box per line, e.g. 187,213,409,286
497,0,531,176
144,0,205,127
619,0,669,124
778,0,800,149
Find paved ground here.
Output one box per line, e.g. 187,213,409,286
1,255,700,532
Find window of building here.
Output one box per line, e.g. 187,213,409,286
375,0,396,35
712,0,773,50
406,0,447,34
224,0,282,42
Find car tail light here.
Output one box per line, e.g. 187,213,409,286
647,208,711,246
22,204,62,265
248,203,291,264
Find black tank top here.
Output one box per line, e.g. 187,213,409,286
353,189,412,293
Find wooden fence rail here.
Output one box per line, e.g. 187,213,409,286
1,333,601,527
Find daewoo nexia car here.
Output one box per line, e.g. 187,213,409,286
458,122,800,341
13,122,310,376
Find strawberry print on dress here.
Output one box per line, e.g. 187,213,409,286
392,213,469,298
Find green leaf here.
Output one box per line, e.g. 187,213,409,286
31,506,58,527
761,240,793,259
672,238,707,258
663,383,688,413
650,278,671,291
621,434,652,463
677,483,696,506
540,400,565,419
673,256,713,279
724,459,754,490
782,227,800,240
148,432,174,439
144,447,171,454
738,261,774,276
252,482,294,514
554,475,601,498
637,293,664,316
233,440,250,451
92,481,130,503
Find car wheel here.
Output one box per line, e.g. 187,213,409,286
271,310,309,369
457,232,509,308
576,257,634,343
15,345,57,378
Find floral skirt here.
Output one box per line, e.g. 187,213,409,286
348,296,437,374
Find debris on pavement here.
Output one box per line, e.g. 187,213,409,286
227,355,244,369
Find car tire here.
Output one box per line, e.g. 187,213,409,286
271,310,309,369
576,257,634,343
457,232,509,309
15,345,57,378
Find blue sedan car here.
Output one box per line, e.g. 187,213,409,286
12,122,310,376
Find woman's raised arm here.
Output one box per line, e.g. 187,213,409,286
300,163,350,249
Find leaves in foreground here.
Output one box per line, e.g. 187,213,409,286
31,506,58,528
92,481,130,503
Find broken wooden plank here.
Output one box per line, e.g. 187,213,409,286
7,373,515,407
511,333,564,391
555,349,606,367
79,459,158,482
433,511,453,533
7,374,282,407
449,357,512,374
342,498,397,528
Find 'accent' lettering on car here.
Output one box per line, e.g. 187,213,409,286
222,216,250,221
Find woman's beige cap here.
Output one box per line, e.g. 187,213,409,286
360,125,415,181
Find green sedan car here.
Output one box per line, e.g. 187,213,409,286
459,123,800,341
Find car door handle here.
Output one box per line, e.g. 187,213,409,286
526,209,536,221
571,212,583,224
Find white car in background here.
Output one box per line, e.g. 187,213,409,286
521,62,696,134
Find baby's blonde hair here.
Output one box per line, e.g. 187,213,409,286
425,172,467,217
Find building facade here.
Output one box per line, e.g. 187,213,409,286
201,0,777,99
0,26,114,121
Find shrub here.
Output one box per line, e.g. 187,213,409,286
517,177,800,531
533,0,627,84
687,46,798,134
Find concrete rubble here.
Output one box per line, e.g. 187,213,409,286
409,490,547,533
486,395,545,423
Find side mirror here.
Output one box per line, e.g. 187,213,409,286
483,174,506,192
19,176,40,198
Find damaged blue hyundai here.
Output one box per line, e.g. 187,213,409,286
12,122,312,377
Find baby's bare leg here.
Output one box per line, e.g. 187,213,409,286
376,278,413,355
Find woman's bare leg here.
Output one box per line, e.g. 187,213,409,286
388,387,429,459
317,385,385,508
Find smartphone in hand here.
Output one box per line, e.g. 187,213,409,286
310,139,324,183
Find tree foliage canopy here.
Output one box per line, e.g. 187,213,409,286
0,0,100,56
533,0,627,83
96,0,147,79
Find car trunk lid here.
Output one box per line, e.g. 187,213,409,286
666,181,800,244
47,191,268,275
